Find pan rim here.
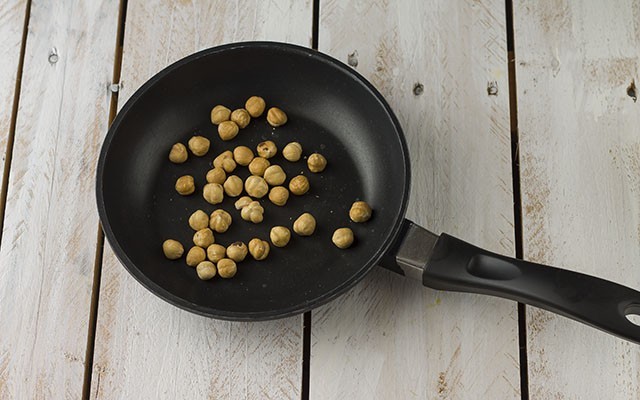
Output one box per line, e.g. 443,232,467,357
96,41,411,321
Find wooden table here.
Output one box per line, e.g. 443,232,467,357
1,1,638,398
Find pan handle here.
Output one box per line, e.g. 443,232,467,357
391,221,640,344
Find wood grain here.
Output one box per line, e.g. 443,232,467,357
514,1,640,398
0,0,119,398
311,0,520,398
0,0,27,210
90,1,311,398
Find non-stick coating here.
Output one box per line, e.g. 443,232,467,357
97,42,410,320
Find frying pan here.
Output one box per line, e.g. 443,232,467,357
97,42,640,344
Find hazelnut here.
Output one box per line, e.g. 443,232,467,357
233,146,254,166
193,228,215,248
257,140,277,159
186,246,206,267
226,242,248,262
202,183,224,204
209,209,232,233
245,176,269,198
282,142,302,162
268,186,289,206
332,228,354,249
231,109,251,129
162,239,184,260
218,120,239,141
223,175,244,197
248,157,270,176
217,258,237,278
349,201,372,223
245,96,266,117
267,107,288,127
293,213,316,236
234,196,253,210
207,243,227,263
248,238,270,261
240,201,264,224
270,226,291,247
213,151,237,173
196,261,217,280
211,105,231,125
289,175,309,195
169,143,188,163
188,135,210,156
175,175,195,195
263,165,286,186
188,210,209,230
307,153,327,173
206,167,226,184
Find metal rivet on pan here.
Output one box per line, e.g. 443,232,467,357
109,83,121,93
48,47,59,64
347,51,358,68
487,81,498,96
413,83,424,96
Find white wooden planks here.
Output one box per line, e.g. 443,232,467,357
0,0,119,398
514,1,640,398
311,0,520,398
90,1,312,398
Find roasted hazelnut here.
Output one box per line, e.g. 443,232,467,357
175,175,195,195
217,258,237,278
234,196,253,210
282,142,302,162
188,210,209,230
293,213,316,236
231,108,251,129
207,243,227,263
226,241,248,262
257,140,277,159
240,201,264,224
263,165,286,186
211,105,231,125
248,238,270,261
162,239,184,260
213,151,237,173
202,183,224,204
206,167,226,184
270,226,291,247
349,201,372,223
245,96,266,117
233,146,254,166
188,136,210,156
223,175,244,197
332,228,354,249
248,157,270,176
186,246,206,267
196,261,217,280
193,228,215,248
209,209,232,233
268,186,289,206
218,120,239,141
307,153,327,173
245,176,269,198
169,143,188,163
289,175,309,195
267,107,287,127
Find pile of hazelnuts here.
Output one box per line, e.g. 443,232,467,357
161,96,373,281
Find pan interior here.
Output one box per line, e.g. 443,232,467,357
98,43,409,319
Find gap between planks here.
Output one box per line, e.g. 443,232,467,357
81,0,129,398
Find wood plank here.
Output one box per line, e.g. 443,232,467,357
514,1,640,398
0,0,119,398
90,1,311,398
0,0,27,210
311,1,520,399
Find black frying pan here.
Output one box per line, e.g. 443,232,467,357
97,42,640,344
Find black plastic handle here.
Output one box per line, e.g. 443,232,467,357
424,233,640,344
